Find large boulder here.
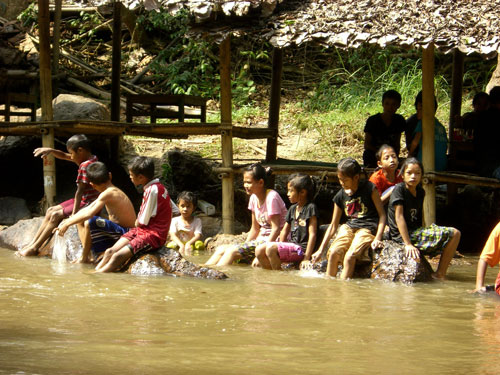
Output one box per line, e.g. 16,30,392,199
36,94,110,121
371,240,434,283
0,197,31,225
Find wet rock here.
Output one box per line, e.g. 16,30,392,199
0,217,43,251
205,232,247,252
371,240,434,283
0,197,31,225
36,94,110,121
128,253,167,276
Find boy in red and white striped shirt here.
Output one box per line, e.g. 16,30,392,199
95,156,172,272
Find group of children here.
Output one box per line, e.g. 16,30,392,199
14,129,500,294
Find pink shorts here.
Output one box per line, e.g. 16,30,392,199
277,242,305,263
496,271,500,296
122,228,160,255
60,198,85,217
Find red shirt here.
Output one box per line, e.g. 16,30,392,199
77,155,99,205
369,168,403,195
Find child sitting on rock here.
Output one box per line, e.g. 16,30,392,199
255,173,318,270
95,156,172,273
387,157,460,280
369,144,403,205
167,191,204,256
55,161,136,264
312,158,386,279
473,221,500,295
18,134,99,257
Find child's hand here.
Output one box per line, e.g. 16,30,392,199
371,239,384,250
251,257,261,268
311,250,322,263
404,244,420,259
55,222,69,237
33,147,52,158
471,286,488,294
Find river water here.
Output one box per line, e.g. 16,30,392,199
1,249,499,375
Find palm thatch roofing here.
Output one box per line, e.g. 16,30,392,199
146,0,499,56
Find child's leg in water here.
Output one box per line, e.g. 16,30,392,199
255,243,272,269
340,253,356,279
434,228,461,280
216,245,242,266
19,205,64,256
266,244,282,270
204,246,228,266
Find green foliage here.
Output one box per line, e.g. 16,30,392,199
67,11,101,33
17,2,37,27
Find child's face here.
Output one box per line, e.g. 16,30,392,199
403,163,422,188
378,148,398,171
382,98,400,115
243,172,263,196
473,97,489,113
68,147,85,164
287,183,299,204
129,171,143,187
338,171,359,196
178,199,194,218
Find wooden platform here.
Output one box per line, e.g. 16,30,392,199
0,120,276,140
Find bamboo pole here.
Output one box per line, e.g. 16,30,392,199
111,0,121,122
266,47,283,162
449,49,464,151
52,0,62,93
422,44,436,226
38,0,56,209
220,36,234,234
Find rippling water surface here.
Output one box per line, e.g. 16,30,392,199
1,249,499,375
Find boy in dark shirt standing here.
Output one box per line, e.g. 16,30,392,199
363,90,406,168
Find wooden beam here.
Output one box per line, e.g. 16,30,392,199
220,36,234,234
422,43,436,226
111,0,121,122
266,47,283,162
38,0,56,209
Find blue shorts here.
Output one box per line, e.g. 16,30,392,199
89,216,129,255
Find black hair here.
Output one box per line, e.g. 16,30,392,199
382,89,402,104
489,86,500,106
472,91,489,106
86,161,110,185
244,162,272,183
337,157,362,178
66,134,91,152
288,173,315,202
375,144,397,162
177,191,197,207
128,156,155,180
414,90,438,111
400,157,424,176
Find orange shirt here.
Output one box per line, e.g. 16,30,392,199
480,221,500,267
369,168,403,195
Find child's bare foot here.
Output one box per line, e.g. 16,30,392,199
17,245,38,257
431,272,446,281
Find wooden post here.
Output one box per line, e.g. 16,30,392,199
111,0,121,122
38,0,56,209
266,47,283,163
220,36,234,234
422,44,436,226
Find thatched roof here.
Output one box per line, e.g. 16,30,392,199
159,0,500,56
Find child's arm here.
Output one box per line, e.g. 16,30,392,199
473,259,489,293
408,132,421,156
312,204,342,263
364,133,377,152
279,222,291,242
394,204,420,259
371,189,386,249
380,186,396,205
267,214,282,242
72,182,87,215
57,193,107,235
34,147,72,161
185,232,202,249
246,212,260,242
169,230,186,252
303,216,318,261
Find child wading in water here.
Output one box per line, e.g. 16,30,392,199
204,163,287,266
387,158,461,280
312,158,386,279
167,191,204,256
369,144,403,205
255,173,318,270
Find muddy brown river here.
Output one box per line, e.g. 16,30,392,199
1,249,499,374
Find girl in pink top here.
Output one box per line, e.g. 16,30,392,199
204,163,287,266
